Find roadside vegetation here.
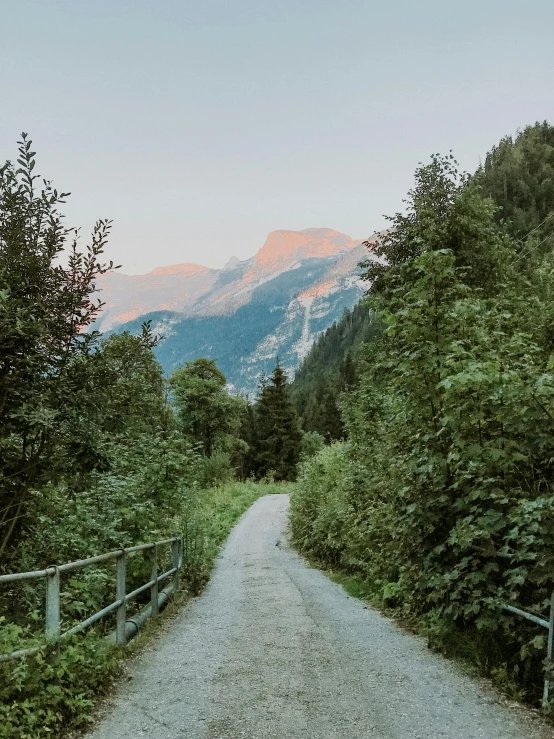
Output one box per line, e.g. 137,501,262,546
0,480,269,738
5,117,554,732
291,122,554,707
0,135,301,737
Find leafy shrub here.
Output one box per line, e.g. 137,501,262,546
299,431,325,460
194,451,235,489
0,633,121,738
291,142,554,705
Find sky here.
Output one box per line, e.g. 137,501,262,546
1,0,553,274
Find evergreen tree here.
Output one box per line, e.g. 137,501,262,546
169,358,245,457
475,121,554,240
254,360,301,481
237,401,257,479
339,351,356,389
304,378,344,442
290,303,380,437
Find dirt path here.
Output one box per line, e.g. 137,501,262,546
87,493,552,738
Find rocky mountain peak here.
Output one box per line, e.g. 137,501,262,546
94,228,375,390
149,263,212,277
253,228,356,276
223,256,241,271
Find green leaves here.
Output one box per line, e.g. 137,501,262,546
0,633,121,738
293,129,554,702
0,136,117,556
169,358,247,459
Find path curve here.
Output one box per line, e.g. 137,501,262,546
88,494,552,738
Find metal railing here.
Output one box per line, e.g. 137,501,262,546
0,536,182,662
502,591,554,705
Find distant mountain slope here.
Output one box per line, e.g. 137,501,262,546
290,300,382,438
95,228,363,332
96,228,376,395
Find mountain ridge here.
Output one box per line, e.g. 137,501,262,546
96,228,376,394
94,227,368,332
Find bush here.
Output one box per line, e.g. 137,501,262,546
291,443,350,565
299,431,325,460
0,480,269,737
193,451,235,489
0,633,121,738
291,145,554,705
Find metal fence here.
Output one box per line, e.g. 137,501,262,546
502,592,554,705
0,536,182,662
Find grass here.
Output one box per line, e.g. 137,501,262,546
325,570,379,603
0,479,274,739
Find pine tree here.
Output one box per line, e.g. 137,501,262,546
254,359,302,481
339,351,357,390
305,378,344,442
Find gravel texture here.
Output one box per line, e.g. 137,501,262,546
87,493,553,739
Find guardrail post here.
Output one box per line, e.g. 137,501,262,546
544,590,554,706
45,566,60,640
150,545,159,617
172,539,180,594
116,550,127,646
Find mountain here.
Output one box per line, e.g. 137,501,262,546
95,228,376,395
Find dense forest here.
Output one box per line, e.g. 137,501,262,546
0,136,300,737
291,121,554,704
290,302,379,441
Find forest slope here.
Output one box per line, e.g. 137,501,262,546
291,121,554,706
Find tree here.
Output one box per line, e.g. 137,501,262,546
0,134,115,558
303,378,344,442
475,121,554,241
338,351,357,390
169,358,245,456
290,303,379,437
291,131,554,701
254,360,301,481
361,153,511,298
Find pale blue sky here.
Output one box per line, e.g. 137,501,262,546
1,0,552,273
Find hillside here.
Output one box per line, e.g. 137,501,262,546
291,122,554,437
96,228,377,395
290,301,381,438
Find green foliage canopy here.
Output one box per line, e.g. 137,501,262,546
169,358,246,458
291,122,554,702
253,360,302,481
0,135,115,557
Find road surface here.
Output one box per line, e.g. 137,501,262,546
88,494,552,738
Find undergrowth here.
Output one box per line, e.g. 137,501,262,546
0,480,268,739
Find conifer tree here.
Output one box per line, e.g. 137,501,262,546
254,359,301,481
339,351,357,390
305,379,344,442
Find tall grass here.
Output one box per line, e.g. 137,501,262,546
0,481,270,739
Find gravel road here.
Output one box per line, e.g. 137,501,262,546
87,493,553,739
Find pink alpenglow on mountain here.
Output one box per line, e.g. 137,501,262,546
297,280,336,301
149,263,212,277
93,228,373,333
253,228,356,275
95,264,218,331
